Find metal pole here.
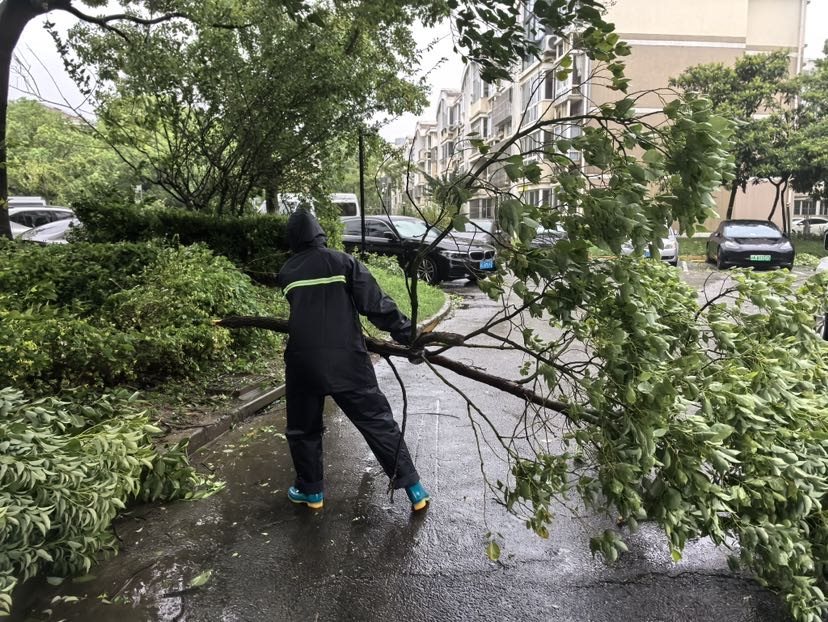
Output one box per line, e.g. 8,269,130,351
358,128,367,257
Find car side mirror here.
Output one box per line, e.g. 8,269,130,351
383,232,397,241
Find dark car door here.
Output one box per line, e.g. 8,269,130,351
707,224,723,260
343,218,402,258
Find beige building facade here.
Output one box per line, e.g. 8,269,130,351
397,0,816,229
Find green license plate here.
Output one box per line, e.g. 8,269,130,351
749,254,771,262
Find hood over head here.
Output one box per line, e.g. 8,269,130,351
287,209,327,252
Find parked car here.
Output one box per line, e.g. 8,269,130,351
259,193,360,217
530,225,567,248
453,219,498,246
341,215,496,284
8,206,74,238
19,217,80,244
792,217,828,236
706,219,794,270
452,219,566,249
621,229,679,266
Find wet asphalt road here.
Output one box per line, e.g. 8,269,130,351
14,264,803,622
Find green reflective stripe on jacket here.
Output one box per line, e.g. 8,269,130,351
283,275,347,295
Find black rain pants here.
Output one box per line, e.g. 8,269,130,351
285,382,420,495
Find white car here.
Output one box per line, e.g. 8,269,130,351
8,206,75,238
621,229,679,266
792,217,828,236
19,217,80,244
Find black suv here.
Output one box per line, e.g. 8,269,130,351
342,215,496,284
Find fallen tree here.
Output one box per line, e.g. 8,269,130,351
212,47,828,621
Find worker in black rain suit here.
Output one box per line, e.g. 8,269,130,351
276,209,430,511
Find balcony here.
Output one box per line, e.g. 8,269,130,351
469,97,491,121
490,88,512,128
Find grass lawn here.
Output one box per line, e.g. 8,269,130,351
364,265,446,336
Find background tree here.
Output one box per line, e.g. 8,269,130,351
62,1,428,213
323,132,410,214
0,0,624,234
6,98,140,205
788,41,828,206
670,49,793,219
751,112,796,230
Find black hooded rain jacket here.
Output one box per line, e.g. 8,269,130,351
276,210,412,393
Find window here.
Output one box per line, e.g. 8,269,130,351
366,220,395,238
544,72,555,100
795,198,816,216
570,99,584,118
449,104,459,127
474,117,489,139
523,189,555,207
468,198,495,219
471,69,490,103
520,129,546,157
572,54,585,88
521,74,541,124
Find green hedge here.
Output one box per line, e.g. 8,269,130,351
0,242,285,391
73,201,291,275
0,240,161,313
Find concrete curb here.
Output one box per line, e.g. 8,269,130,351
182,292,455,456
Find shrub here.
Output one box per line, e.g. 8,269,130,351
0,388,221,616
0,303,137,389
361,252,405,277
73,200,290,275
0,244,285,390
0,240,161,313
795,252,821,268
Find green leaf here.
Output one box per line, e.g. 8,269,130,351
485,541,501,561
189,570,213,588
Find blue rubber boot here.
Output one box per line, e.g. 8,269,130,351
405,481,430,511
288,486,324,509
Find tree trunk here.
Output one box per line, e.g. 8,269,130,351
0,0,45,239
725,180,738,220
264,181,276,214
780,178,790,235
768,179,782,223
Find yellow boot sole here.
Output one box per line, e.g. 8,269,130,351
411,497,430,511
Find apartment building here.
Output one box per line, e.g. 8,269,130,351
398,0,811,227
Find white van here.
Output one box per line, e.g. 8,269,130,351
258,193,360,217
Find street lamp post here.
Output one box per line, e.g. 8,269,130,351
358,128,366,257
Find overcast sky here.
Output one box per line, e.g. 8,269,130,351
10,1,828,142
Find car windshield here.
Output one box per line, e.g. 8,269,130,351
723,223,782,238
392,219,441,241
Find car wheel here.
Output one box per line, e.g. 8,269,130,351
716,249,725,270
417,257,440,284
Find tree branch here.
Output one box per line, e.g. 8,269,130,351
214,315,599,425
